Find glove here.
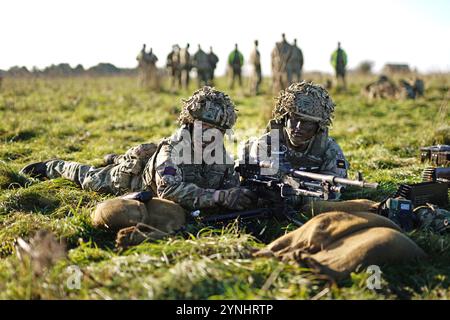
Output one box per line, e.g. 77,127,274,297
214,187,257,211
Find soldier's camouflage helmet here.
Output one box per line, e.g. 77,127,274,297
272,81,335,129
178,86,237,129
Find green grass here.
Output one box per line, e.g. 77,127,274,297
0,74,449,299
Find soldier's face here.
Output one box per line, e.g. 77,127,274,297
285,115,319,146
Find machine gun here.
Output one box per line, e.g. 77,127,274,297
197,153,378,227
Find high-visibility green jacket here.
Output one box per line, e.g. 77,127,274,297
228,50,244,67
330,49,348,69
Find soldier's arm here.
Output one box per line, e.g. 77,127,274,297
319,138,349,178
153,145,218,210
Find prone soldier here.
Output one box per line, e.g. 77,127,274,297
247,81,349,183
20,87,256,245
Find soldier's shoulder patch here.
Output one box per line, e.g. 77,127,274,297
163,166,177,176
336,159,347,169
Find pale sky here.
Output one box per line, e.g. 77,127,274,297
1,0,449,75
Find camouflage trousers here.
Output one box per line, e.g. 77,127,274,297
45,159,144,195
250,66,262,95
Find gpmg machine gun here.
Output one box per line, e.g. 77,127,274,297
197,151,378,226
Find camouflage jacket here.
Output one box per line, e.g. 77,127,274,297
287,46,304,70
193,49,210,70
142,129,239,210
248,127,349,178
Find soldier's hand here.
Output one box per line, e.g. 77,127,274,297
214,187,257,211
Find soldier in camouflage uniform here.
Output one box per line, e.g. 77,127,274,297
136,44,159,89
287,39,304,84
249,40,262,95
179,43,192,89
363,75,398,101
136,44,149,87
193,45,211,87
271,33,292,94
208,47,219,85
20,143,157,195
247,81,349,180
141,86,255,211
20,87,255,212
166,44,181,91
363,75,425,101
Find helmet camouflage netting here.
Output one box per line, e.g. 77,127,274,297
178,86,237,129
272,81,336,129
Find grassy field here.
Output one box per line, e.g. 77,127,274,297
0,74,449,299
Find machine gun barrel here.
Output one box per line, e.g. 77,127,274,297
258,160,378,189
290,170,379,189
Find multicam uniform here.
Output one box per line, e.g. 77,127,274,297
249,128,348,178
24,87,244,213
249,43,262,95
286,43,304,84
140,86,241,210
142,129,239,210
363,76,424,101
179,45,191,89
271,39,292,93
43,143,157,195
208,50,219,83
193,48,211,87
249,81,349,177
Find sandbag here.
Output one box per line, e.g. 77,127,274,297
92,198,148,230
254,210,426,280
302,199,379,216
91,197,186,232
308,227,426,279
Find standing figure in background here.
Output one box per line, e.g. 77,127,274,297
271,33,292,94
136,44,149,87
193,45,211,87
166,44,181,91
249,40,262,95
208,46,219,85
136,44,160,91
146,48,160,91
287,38,304,84
330,42,348,90
227,44,244,89
179,43,192,89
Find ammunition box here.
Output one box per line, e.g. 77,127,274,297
395,182,449,207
